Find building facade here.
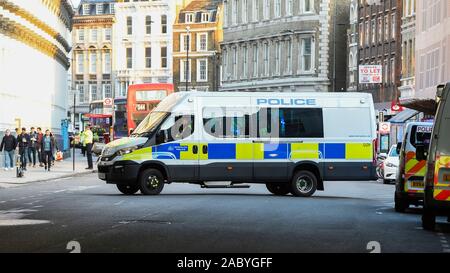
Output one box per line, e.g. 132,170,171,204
0,1,73,136
415,0,450,99
347,0,359,91
220,0,349,93
71,0,115,129
399,0,416,101
173,0,223,92
357,0,402,112
113,0,182,97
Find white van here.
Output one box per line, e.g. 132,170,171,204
394,122,433,212
98,92,377,197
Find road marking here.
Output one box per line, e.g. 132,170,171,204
0,209,50,226
436,228,450,253
114,201,125,206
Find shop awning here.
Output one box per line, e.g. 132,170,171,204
401,99,436,116
388,108,419,124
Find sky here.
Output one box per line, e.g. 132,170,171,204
71,0,81,8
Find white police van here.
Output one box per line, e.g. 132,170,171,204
98,92,377,197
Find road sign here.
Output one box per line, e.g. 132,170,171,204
103,98,113,107
379,122,391,135
359,65,382,84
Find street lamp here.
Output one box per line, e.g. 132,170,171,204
185,26,190,92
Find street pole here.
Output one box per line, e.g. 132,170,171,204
186,26,190,92
73,92,76,172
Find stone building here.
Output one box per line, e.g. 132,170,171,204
71,0,115,128
347,0,359,91
173,0,223,92
220,0,349,93
399,0,416,101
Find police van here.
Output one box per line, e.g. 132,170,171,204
98,92,377,197
421,83,450,230
394,122,433,212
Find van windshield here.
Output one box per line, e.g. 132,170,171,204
131,112,168,137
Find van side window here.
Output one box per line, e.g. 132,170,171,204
203,107,251,138
159,115,195,143
257,108,324,138
410,126,431,148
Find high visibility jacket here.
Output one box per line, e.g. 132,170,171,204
84,130,93,145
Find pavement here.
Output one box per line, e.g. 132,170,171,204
0,175,449,253
0,151,97,189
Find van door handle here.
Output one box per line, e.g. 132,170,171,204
202,145,208,154
192,145,198,154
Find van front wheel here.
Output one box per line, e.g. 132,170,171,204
117,184,140,195
139,169,164,195
290,170,317,197
266,183,290,196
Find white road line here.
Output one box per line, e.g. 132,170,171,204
114,201,125,206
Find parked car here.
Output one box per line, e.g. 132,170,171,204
383,145,399,184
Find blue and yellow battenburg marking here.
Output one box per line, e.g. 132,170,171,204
142,142,373,161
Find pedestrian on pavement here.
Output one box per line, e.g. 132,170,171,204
36,127,44,167
17,127,30,171
40,129,56,172
0,129,17,170
84,125,94,170
28,127,38,168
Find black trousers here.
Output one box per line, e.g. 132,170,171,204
37,147,43,164
19,147,28,169
43,151,53,170
86,143,93,168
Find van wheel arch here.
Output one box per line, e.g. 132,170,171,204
291,162,323,191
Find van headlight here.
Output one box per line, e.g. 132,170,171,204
117,146,139,156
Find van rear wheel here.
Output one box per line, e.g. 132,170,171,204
117,184,140,195
266,183,290,196
290,170,317,197
139,169,164,195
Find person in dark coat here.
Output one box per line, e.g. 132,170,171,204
40,129,56,172
36,127,44,167
0,129,17,170
17,127,30,171
28,127,38,168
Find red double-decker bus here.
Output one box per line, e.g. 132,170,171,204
126,83,174,135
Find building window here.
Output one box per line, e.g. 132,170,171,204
83,4,90,15
371,19,375,44
77,53,84,74
263,0,270,19
90,85,97,101
252,44,258,77
384,59,388,84
89,52,97,74
161,15,167,34
91,28,98,42
197,59,208,82
302,0,314,13
384,15,389,41
145,47,151,68
180,60,191,82
275,0,281,17
365,21,369,45
232,47,238,79
78,29,84,42
127,16,132,35
126,48,132,69
242,0,248,23
275,41,281,74
110,3,114,14
243,46,248,78
232,0,238,25
300,37,313,72
96,4,103,15
378,17,382,43
391,14,396,39
77,85,85,103
104,84,112,99
359,23,363,47
161,46,167,68
286,40,292,74
222,50,228,81
105,28,111,41
224,1,228,27
145,16,152,34
287,0,293,16
185,13,194,23
390,58,395,84
181,34,191,52
103,52,111,74
253,0,259,22
198,33,208,51
202,12,210,23
263,43,269,76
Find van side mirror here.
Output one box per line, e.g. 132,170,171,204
396,142,402,155
416,144,428,161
